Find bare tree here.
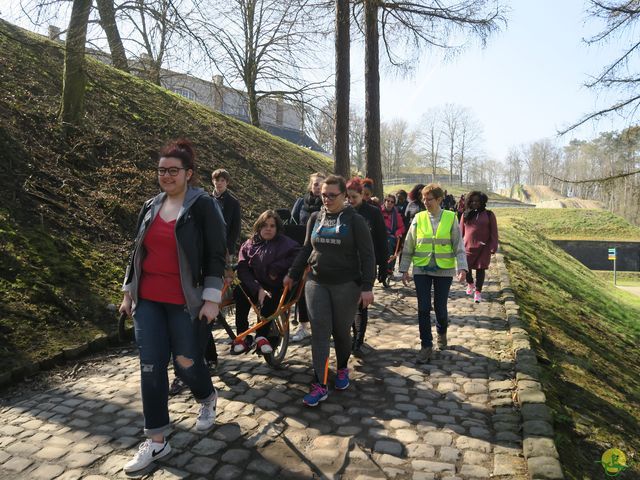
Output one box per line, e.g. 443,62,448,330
355,0,504,198
457,108,483,185
561,1,640,133
307,99,334,154
116,0,189,85
198,0,330,127
364,0,382,196
380,118,416,178
60,0,92,135
350,109,366,172
442,103,462,184
504,146,523,190
417,108,443,182
334,0,350,177
96,0,128,71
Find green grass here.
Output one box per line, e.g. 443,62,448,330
0,19,330,372
592,271,640,289
496,210,640,479
498,208,640,241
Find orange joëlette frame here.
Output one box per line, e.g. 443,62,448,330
232,268,309,342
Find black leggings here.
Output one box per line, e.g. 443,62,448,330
466,269,486,292
234,284,282,339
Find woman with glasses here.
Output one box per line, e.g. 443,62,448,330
399,184,467,365
346,177,388,354
284,175,376,406
119,139,226,474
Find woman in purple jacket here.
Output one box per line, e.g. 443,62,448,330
460,191,499,303
231,210,301,354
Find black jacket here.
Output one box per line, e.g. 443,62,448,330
354,202,388,268
213,189,241,255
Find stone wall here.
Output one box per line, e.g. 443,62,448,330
552,240,640,271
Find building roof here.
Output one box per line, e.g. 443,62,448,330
262,124,326,154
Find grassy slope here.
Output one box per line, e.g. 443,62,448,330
499,208,640,241
496,210,640,479
0,19,330,372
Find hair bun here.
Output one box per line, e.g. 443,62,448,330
175,138,195,160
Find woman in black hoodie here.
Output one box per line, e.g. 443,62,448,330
346,177,388,354
284,175,375,407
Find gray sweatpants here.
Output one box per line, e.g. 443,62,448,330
305,278,361,385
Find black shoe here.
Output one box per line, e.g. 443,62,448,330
207,360,218,373
169,377,186,396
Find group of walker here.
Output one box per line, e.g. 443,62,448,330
118,138,499,474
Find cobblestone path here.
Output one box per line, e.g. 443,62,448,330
0,269,528,479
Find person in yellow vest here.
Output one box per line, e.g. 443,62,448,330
399,184,468,364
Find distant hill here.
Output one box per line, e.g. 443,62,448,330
0,19,330,373
499,184,604,209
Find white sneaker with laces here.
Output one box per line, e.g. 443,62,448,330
291,324,311,342
196,391,218,431
123,439,171,473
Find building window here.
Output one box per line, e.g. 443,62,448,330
172,88,196,101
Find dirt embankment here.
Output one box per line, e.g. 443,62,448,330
500,185,603,209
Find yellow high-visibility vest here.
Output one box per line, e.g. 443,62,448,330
412,210,456,269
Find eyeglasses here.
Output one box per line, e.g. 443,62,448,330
321,192,343,200
423,196,436,203
157,167,186,176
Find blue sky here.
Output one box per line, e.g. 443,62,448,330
350,0,634,160
1,0,635,161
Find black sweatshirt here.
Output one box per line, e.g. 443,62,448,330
354,201,389,268
288,205,376,291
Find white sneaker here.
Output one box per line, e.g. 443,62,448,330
291,324,311,342
123,439,171,473
196,391,218,431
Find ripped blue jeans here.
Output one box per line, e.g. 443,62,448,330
133,298,215,436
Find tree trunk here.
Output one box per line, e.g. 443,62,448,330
334,0,350,178
364,0,383,198
247,85,260,127
96,0,129,72
449,142,454,184
60,0,92,136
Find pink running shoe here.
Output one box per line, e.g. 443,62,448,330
474,291,482,303
466,283,475,295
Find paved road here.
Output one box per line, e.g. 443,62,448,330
0,270,527,479
617,285,640,298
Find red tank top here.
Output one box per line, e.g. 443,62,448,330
139,215,186,305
